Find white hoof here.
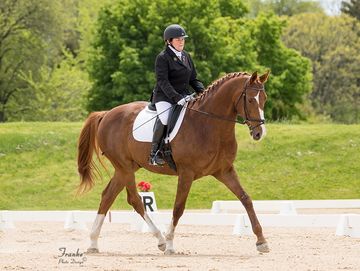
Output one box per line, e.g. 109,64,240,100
158,242,166,251
256,242,270,253
87,247,99,254
164,248,175,255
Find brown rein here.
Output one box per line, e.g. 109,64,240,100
188,80,265,131
133,80,265,132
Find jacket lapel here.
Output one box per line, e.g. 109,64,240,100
165,46,190,70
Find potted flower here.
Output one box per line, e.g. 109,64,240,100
137,181,152,192
137,181,157,212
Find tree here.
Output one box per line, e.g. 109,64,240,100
12,50,90,121
316,46,360,123
243,0,323,17
248,13,312,119
283,13,360,123
0,0,112,122
0,0,64,122
341,0,360,20
87,0,232,110
88,0,312,121
266,0,323,16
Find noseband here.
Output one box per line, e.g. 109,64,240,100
235,79,265,131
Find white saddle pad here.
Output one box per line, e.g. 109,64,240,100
132,103,188,143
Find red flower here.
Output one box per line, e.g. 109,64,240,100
137,181,152,192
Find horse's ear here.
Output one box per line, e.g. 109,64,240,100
259,70,270,84
250,71,258,84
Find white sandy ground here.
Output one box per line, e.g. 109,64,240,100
0,213,360,271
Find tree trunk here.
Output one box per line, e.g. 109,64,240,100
0,108,5,122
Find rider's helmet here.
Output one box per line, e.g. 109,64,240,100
163,24,188,41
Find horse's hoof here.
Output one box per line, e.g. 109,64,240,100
87,247,99,254
158,243,166,251
256,242,270,253
164,248,175,255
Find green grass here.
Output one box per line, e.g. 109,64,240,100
0,122,359,210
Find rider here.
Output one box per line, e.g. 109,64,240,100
149,24,205,166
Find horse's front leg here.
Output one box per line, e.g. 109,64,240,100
165,173,193,255
214,166,269,253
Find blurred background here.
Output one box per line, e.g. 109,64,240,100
0,0,359,210
0,0,358,124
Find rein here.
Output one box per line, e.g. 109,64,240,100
188,79,265,131
186,107,245,124
133,79,265,132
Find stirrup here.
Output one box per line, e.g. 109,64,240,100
149,151,165,166
151,157,165,166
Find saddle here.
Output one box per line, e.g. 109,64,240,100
133,102,188,172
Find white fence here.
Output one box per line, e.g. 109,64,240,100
211,199,360,214
1,199,360,238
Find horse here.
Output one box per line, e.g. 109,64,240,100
77,71,270,255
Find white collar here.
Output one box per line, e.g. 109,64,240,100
168,45,182,59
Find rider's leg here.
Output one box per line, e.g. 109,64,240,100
149,101,171,166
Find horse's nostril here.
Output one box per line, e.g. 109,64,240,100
255,133,261,139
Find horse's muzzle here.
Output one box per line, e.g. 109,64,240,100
250,125,265,141
252,131,261,141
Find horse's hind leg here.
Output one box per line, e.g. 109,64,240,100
87,171,125,253
164,172,194,255
214,166,269,253
125,173,166,251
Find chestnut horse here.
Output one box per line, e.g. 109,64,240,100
77,71,270,254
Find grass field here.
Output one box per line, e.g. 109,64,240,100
0,122,359,210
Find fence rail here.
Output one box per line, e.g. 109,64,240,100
211,199,360,214
1,200,360,238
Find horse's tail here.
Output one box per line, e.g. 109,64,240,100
77,111,107,195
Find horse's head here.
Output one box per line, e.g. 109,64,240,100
235,71,269,141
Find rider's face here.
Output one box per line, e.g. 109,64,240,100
170,37,185,51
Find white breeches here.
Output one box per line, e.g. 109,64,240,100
155,101,172,125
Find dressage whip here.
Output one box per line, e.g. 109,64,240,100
132,105,176,132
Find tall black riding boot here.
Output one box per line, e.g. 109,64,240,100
149,118,166,166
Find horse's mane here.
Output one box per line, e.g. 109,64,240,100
191,72,250,105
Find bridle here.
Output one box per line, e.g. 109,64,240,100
187,78,266,131
234,78,265,131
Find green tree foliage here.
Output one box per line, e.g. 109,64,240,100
283,13,360,123
0,0,63,122
61,0,112,61
13,51,90,121
88,0,311,121
267,0,323,16
341,0,360,20
249,13,312,119
0,0,109,122
244,0,323,17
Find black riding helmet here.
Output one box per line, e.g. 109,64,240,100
163,24,188,41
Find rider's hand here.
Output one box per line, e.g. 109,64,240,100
184,94,195,102
177,97,187,106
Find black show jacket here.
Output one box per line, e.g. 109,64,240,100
153,46,204,104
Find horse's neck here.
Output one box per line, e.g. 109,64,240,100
195,77,242,121
188,77,244,136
